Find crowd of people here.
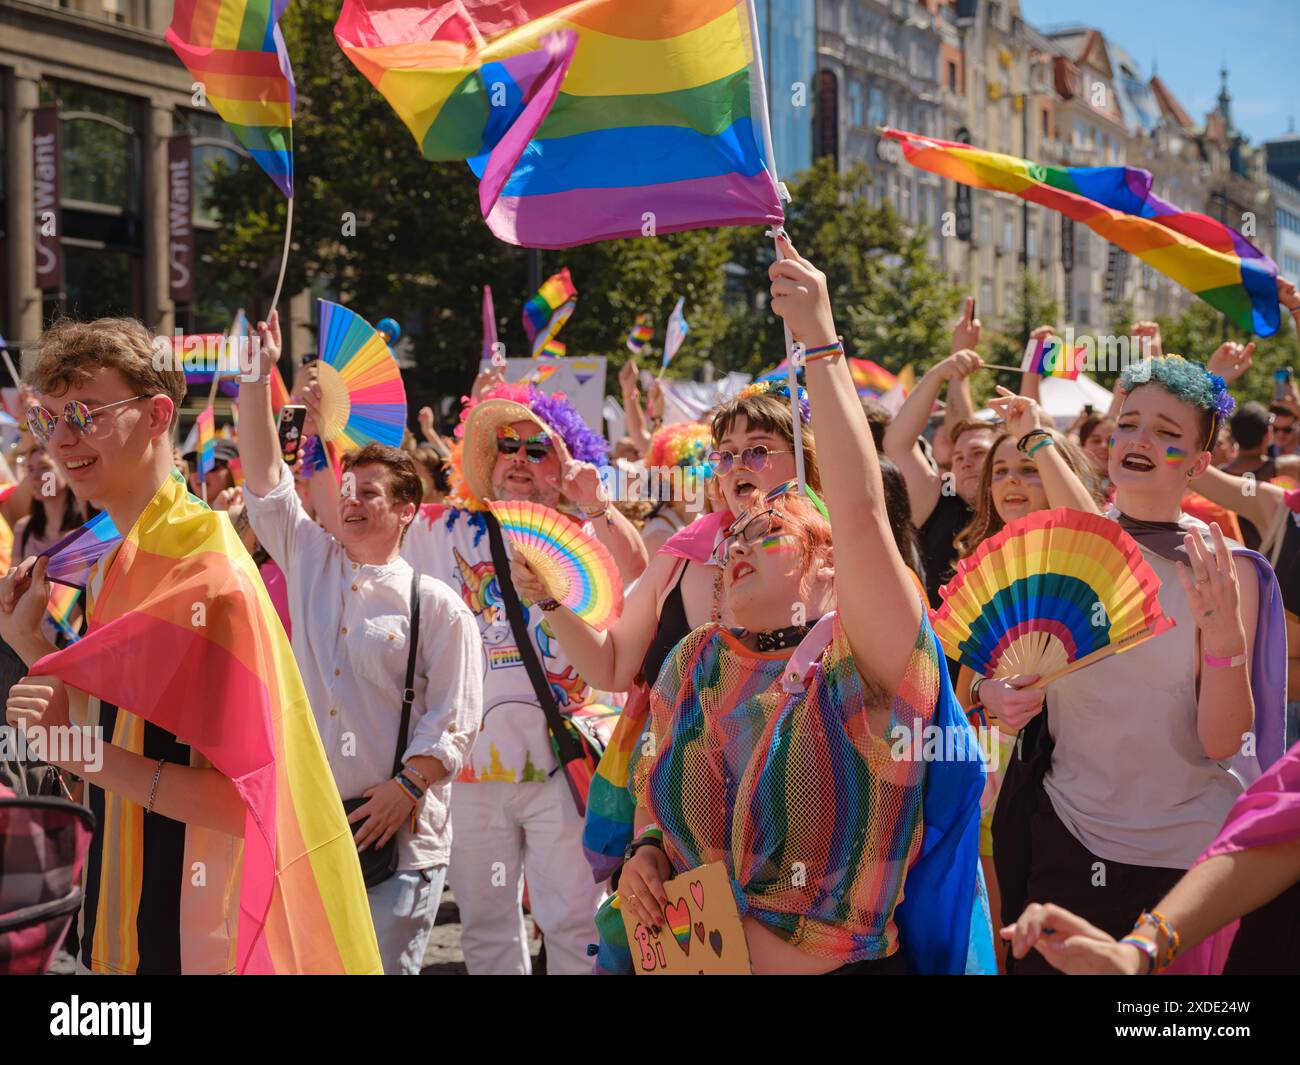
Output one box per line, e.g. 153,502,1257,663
1,245,1298,976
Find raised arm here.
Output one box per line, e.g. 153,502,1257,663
988,387,1100,514
1191,464,1286,535
770,234,921,694
884,350,982,527
1017,325,1055,406
238,311,285,497
619,359,651,458
942,296,981,432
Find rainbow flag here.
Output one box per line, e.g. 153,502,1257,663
523,268,577,358
166,0,295,197
759,357,899,399
33,471,380,973
196,407,216,479
662,297,689,371
334,0,785,249
40,511,122,592
883,128,1281,336
44,583,82,645
626,313,653,354
1022,336,1084,380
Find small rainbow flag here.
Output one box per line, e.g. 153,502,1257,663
626,313,653,354
523,268,577,358
45,584,82,644
196,407,216,478
1022,336,1084,380
759,357,899,399
531,361,561,385
335,1,785,249
33,471,380,973
883,128,1280,336
166,0,295,197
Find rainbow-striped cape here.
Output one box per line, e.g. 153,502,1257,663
884,128,1280,336
33,471,380,974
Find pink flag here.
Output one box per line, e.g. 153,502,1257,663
482,285,498,362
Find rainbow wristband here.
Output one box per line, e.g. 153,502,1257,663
1119,934,1158,975
800,340,844,363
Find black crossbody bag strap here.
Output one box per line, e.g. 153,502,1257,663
392,569,421,778
484,514,583,767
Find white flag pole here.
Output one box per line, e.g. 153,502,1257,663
743,0,804,493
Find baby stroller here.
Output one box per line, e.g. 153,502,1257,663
0,786,95,974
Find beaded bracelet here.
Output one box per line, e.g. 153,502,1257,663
536,597,561,612
1119,934,1158,975
402,764,430,788
145,757,166,813
1027,436,1056,457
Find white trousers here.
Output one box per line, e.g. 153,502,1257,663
448,773,603,975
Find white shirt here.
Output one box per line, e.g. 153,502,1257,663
244,463,484,868
402,505,594,784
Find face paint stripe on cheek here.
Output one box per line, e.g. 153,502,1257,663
1165,446,1189,466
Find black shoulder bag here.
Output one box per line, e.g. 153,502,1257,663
342,569,421,889
485,514,602,817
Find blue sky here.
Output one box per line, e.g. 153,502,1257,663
1020,0,1299,146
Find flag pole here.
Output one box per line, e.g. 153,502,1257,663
744,0,805,493
269,196,295,318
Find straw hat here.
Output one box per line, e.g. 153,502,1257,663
459,397,573,506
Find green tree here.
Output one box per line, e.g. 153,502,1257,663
719,158,959,377
1158,300,1300,408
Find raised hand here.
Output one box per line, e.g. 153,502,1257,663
1131,320,1163,359
1207,341,1255,385
769,233,837,346
988,384,1044,439
952,296,982,353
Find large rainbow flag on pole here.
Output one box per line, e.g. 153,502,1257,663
334,0,785,248
167,0,296,197
883,128,1281,336
33,471,381,973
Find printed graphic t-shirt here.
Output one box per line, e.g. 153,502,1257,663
403,506,593,784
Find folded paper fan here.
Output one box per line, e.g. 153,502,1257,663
930,508,1174,687
488,500,622,631
40,510,122,591
316,300,408,451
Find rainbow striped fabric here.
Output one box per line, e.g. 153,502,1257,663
40,511,122,592
884,128,1281,336
1022,336,1084,380
33,471,380,973
759,357,899,399
334,0,785,248
44,583,82,645
167,0,295,197
626,313,654,354
523,268,577,357
195,407,216,478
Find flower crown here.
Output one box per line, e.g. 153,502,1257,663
737,379,812,425
1120,354,1236,421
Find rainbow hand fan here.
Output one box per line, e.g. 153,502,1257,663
487,500,622,631
315,300,408,451
930,508,1174,688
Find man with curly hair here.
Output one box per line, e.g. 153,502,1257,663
403,379,646,974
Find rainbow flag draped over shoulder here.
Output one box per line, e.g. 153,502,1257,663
167,0,295,197
335,0,785,248
884,128,1281,336
33,471,381,974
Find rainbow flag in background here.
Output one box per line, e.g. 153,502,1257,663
759,357,899,399
33,471,381,973
626,313,653,354
196,406,216,478
883,128,1281,336
334,0,785,249
166,0,295,197
662,297,689,371
523,268,577,358
1022,336,1084,380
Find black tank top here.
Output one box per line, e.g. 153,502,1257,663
639,564,692,690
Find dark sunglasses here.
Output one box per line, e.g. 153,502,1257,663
707,445,791,476
497,426,553,464
27,395,151,441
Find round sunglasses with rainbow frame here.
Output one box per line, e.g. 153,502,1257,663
27,395,152,442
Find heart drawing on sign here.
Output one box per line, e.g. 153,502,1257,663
690,880,705,909
664,899,692,956
694,921,705,943
709,929,724,957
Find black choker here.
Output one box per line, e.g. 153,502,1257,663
754,623,813,652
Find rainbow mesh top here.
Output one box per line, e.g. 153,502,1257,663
633,614,940,963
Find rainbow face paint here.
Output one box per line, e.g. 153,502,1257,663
1165,446,1190,466
758,534,790,554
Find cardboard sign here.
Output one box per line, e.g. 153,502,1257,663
479,356,607,432
621,861,751,975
